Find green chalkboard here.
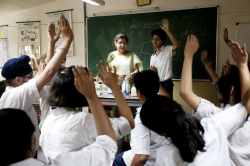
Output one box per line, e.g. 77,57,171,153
87,7,218,80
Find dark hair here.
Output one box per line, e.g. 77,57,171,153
140,96,206,162
133,70,159,99
151,29,167,45
217,75,241,104
47,66,89,108
0,109,35,165
229,65,239,80
113,33,129,45
0,80,6,97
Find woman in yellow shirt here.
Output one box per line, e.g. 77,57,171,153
107,33,143,87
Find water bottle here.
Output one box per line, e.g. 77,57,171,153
122,80,126,95
102,84,108,97
95,83,100,96
131,84,137,97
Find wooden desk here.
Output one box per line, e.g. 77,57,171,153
99,94,142,107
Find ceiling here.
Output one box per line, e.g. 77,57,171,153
0,0,57,16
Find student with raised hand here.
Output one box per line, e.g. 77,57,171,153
1,66,117,165
23,50,39,76
201,50,239,84
181,36,241,119
40,61,133,163
0,14,73,152
226,41,250,166
114,70,170,166
138,35,250,166
150,18,179,98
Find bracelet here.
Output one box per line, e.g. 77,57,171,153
58,48,68,53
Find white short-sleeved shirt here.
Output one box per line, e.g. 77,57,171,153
228,116,250,166
0,79,42,150
150,45,176,81
40,107,131,162
192,98,231,120
10,135,117,166
39,86,51,130
155,103,247,166
122,107,169,166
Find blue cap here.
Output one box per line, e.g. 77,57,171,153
2,55,32,79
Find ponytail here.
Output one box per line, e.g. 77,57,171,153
170,113,205,162
140,96,206,162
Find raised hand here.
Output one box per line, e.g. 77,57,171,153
149,65,158,75
223,28,229,42
72,66,95,98
230,41,248,66
224,59,231,75
23,50,35,59
201,50,209,64
96,60,119,90
160,18,170,33
208,60,214,66
47,22,60,43
59,14,74,41
184,35,199,57
39,59,46,74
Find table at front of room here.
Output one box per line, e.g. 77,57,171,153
99,93,142,107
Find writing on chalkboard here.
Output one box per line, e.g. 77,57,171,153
185,28,206,36
130,21,162,29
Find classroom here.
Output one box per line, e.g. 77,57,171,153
0,0,249,165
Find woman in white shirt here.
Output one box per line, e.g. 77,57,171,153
40,62,135,162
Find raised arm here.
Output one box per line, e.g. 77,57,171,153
72,66,116,142
46,22,60,65
24,51,39,76
201,50,220,83
160,19,179,51
35,15,73,91
230,42,250,114
179,35,200,111
224,28,233,49
97,61,135,129
37,52,47,65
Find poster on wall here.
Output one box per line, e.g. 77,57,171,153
17,22,40,58
0,25,10,67
47,9,73,56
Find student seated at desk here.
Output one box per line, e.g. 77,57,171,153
40,61,134,163
1,66,118,165
113,70,170,166
139,35,250,166
0,14,72,152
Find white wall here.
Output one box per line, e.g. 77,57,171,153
0,0,85,80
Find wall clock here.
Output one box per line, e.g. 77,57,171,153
137,0,151,7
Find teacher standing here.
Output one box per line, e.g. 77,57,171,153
107,33,143,87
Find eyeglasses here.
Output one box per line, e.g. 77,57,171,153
117,42,127,45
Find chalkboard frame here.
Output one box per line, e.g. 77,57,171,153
87,6,219,81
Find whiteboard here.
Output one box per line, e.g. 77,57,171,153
236,23,250,53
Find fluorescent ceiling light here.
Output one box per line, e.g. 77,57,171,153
82,0,105,6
